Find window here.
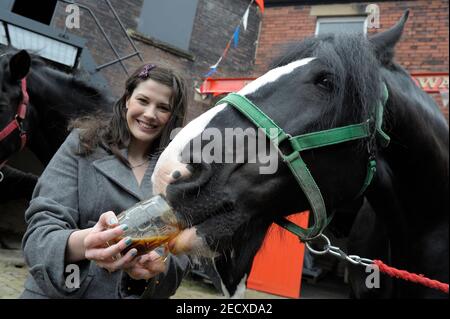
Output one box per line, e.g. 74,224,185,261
7,25,79,67
12,0,57,25
315,16,367,36
137,0,198,51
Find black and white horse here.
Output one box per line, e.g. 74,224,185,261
152,11,448,298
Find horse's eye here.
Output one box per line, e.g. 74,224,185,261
315,75,333,91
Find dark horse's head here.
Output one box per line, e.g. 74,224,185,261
0,48,112,165
0,49,31,164
152,11,443,297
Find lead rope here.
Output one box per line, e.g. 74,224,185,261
305,234,449,294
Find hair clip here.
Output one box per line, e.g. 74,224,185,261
138,64,156,78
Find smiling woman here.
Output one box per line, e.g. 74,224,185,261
20,63,190,299
126,78,173,153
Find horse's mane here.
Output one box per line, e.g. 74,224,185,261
381,60,449,195
269,34,382,133
382,60,448,131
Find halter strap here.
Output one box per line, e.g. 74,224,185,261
0,78,28,170
216,84,389,241
376,84,390,147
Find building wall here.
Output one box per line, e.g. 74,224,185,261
254,0,449,118
51,0,261,123
255,1,449,73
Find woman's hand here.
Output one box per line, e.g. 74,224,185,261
83,211,138,273
124,250,166,280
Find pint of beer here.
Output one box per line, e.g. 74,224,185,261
114,195,180,256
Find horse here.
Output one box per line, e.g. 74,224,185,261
151,11,449,298
0,49,113,201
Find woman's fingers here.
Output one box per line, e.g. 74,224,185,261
84,224,128,249
96,248,138,273
125,251,167,280
85,236,132,261
140,252,166,273
127,268,153,280
93,211,119,232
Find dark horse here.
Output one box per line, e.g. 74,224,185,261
152,11,448,298
0,49,112,201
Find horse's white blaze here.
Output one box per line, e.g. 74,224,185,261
238,57,316,96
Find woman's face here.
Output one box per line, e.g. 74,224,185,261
126,78,172,146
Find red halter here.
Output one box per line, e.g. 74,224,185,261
0,78,29,170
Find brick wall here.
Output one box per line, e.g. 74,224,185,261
254,0,449,119
51,0,261,123
190,0,260,79
254,5,317,74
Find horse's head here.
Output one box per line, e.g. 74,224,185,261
152,12,409,296
1,48,114,165
0,49,31,163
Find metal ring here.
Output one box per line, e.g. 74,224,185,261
0,171,4,183
305,234,331,255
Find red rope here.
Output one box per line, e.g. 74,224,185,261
373,260,449,294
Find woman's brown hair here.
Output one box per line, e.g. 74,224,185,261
69,63,187,166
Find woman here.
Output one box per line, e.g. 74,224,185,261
20,64,190,298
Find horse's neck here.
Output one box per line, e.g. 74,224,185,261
379,71,449,221
26,64,110,161
28,65,106,117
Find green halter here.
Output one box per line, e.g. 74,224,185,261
216,84,390,241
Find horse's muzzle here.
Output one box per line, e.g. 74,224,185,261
151,157,192,196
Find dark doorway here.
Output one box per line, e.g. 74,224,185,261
12,0,57,25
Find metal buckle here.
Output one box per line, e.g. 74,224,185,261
273,133,297,162
305,233,330,255
14,115,26,135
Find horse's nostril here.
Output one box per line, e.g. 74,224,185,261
172,170,181,179
170,162,213,195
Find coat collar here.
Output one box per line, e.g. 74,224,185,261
92,148,145,200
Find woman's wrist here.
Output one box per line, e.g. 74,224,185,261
65,228,92,263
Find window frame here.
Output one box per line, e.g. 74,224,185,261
137,0,198,52
315,16,368,36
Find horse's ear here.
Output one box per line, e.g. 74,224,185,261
369,10,409,64
9,50,31,80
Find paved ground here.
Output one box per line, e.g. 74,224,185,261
0,248,287,299
0,249,28,299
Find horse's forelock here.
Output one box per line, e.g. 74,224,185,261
315,34,381,127
271,34,382,132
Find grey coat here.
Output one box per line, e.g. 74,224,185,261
20,130,190,299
